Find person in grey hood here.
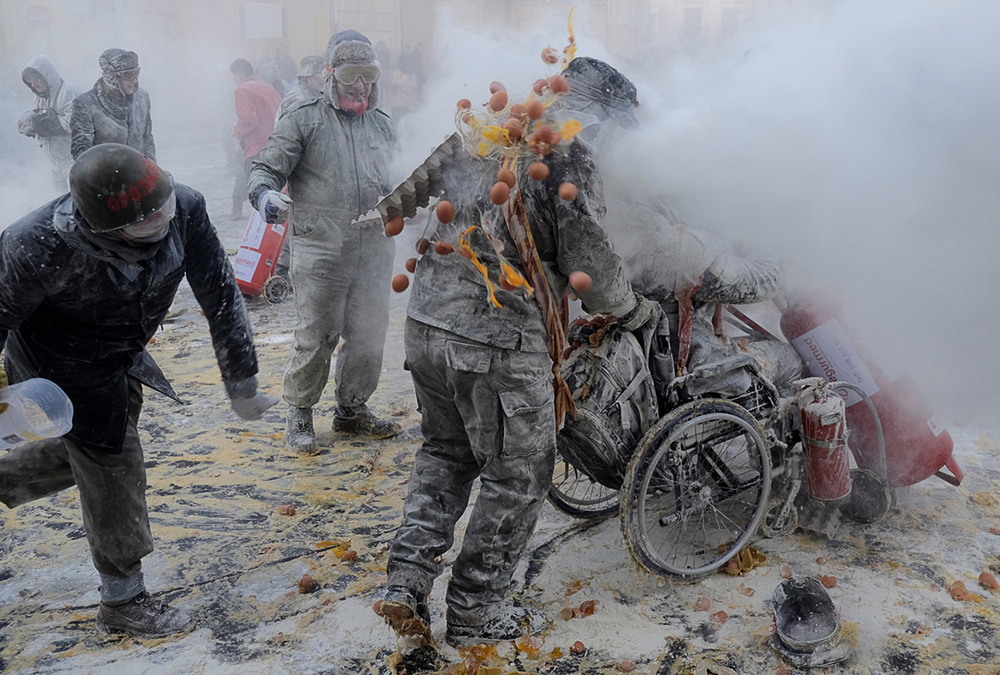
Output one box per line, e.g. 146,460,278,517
71,48,155,160
378,57,656,655
0,144,277,638
17,55,78,188
248,29,400,456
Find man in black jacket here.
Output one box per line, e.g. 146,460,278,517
0,144,276,638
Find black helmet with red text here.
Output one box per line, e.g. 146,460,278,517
69,143,173,232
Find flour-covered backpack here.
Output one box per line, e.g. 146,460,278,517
556,310,670,489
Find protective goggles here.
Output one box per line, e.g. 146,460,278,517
115,190,176,243
332,64,379,86
117,68,141,82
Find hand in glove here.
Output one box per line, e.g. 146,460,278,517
225,376,278,420
257,190,293,224
618,293,659,332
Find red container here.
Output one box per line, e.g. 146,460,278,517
780,295,961,488
798,382,852,501
233,211,289,302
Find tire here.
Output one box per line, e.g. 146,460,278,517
548,454,620,519
840,468,891,524
620,398,772,578
262,275,290,304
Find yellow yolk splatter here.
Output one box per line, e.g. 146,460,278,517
459,226,503,308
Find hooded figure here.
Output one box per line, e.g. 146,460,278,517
70,48,156,160
17,56,78,187
247,29,400,456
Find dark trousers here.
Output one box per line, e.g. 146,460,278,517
0,377,153,580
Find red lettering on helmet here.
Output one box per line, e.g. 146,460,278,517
102,159,163,211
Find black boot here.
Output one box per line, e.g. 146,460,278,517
96,591,195,639
332,404,400,439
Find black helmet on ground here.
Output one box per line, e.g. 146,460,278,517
69,144,173,233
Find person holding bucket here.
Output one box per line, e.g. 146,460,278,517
0,143,276,638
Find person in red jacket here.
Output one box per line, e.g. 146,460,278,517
230,58,281,220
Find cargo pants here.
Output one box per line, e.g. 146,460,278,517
387,319,557,627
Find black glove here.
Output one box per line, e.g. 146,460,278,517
567,322,597,345
32,109,67,138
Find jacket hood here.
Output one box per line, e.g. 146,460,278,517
21,55,63,93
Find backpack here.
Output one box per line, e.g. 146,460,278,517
556,319,664,489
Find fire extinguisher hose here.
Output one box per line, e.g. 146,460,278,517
827,381,887,482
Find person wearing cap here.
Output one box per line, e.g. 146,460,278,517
248,29,400,457
562,53,804,399
229,58,282,221
378,56,656,656
70,48,155,160
17,55,79,188
0,143,277,638
277,55,326,118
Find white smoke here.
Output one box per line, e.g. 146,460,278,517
392,0,1000,429
606,0,1000,429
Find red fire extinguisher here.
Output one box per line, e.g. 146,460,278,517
232,210,290,303
780,294,962,488
797,378,853,501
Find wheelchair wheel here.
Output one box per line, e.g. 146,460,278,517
548,454,620,519
621,398,772,578
262,275,290,304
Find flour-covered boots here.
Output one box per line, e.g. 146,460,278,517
332,403,400,439
96,591,195,638
286,405,319,456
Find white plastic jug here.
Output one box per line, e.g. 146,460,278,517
0,379,74,449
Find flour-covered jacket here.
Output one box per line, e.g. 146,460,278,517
19,56,77,179
70,81,156,160
608,198,799,395
407,140,635,354
0,185,258,452
248,97,395,241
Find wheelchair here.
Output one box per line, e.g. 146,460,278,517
548,308,887,579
